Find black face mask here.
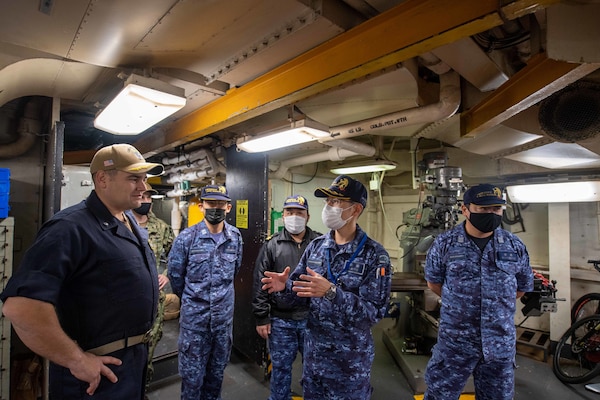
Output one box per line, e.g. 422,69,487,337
133,203,152,216
468,212,502,233
204,208,226,225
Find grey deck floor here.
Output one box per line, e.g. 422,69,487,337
147,318,598,400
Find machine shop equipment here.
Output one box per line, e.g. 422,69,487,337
400,152,462,276
382,151,463,393
383,152,560,393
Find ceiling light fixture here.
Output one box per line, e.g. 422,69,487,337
330,160,397,175
94,73,187,135
506,181,600,203
236,118,330,153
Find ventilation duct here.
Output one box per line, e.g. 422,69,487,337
327,71,460,139
0,99,42,158
539,80,600,142
270,140,376,180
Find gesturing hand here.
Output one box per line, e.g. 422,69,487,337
292,267,332,298
262,266,290,293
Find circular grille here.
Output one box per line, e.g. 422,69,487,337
539,81,600,142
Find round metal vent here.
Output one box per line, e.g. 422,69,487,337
539,80,600,142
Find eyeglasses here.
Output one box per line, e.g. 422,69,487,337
203,200,228,208
324,198,354,207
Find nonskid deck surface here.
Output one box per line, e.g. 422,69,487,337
147,319,596,400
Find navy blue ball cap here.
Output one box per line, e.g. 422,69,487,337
200,185,230,201
314,175,367,208
463,184,506,206
283,195,309,211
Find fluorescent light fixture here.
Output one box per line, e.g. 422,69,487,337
330,160,397,175
236,118,330,152
94,74,186,135
506,181,600,203
504,142,600,169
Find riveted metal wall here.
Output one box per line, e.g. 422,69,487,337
225,146,269,367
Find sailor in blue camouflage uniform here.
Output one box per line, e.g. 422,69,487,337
262,175,392,400
168,184,243,400
424,184,534,400
252,195,321,400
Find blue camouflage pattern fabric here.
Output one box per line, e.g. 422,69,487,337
268,317,306,400
424,222,533,400
178,325,233,400
252,227,320,400
276,225,392,399
168,219,243,400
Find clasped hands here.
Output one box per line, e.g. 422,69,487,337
262,266,331,298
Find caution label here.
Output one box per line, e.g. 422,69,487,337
236,200,248,229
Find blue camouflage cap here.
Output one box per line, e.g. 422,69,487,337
314,175,367,208
283,195,309,211
200,185,230,201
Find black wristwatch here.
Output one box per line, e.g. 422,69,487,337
324,284,337,301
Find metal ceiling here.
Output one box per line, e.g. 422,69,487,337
1,0,600,181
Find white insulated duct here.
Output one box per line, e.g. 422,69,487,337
327,70,460,139
270,143,376,180
166,186,201,198
319,138,377,156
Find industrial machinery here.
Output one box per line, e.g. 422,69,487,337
399,151,463,275
383,152,560,393
382,151,463,393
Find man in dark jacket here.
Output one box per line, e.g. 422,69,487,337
253,195,320,400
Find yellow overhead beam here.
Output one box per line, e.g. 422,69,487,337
461,53,600,137
129,0,560,156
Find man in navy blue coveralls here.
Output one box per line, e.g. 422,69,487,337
424,184,534,400
168,184,243,400
261,175,392,400
0,144,163,400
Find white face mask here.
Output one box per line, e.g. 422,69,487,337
321,204,354,231
283,215,306,235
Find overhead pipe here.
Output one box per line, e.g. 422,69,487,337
166,169,213,184
319,138,377,157
327,70,460,139
0,99,42,158
161,147,210,166
165,157,210,176
167,187,200,198
165,147,225,184
271,140,376,179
